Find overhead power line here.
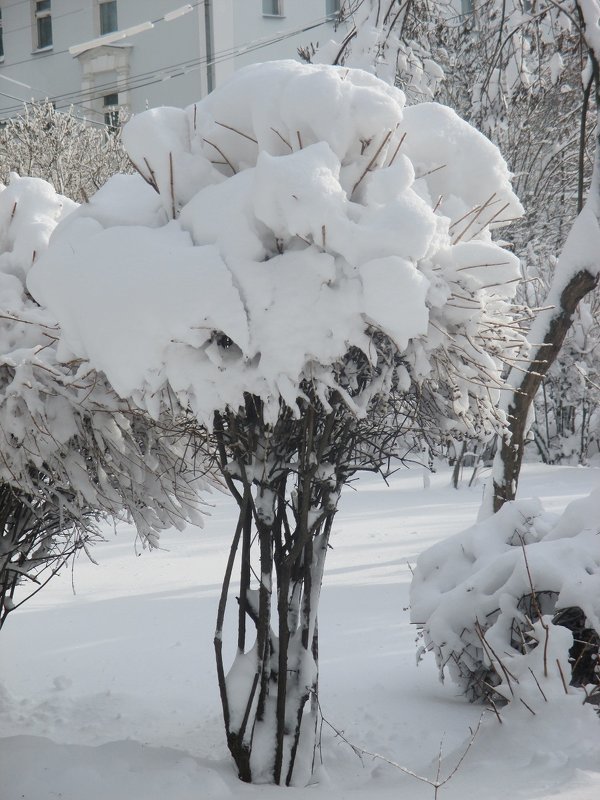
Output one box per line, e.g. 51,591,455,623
0,1,206,72
0,15,334,120
2,8,86,38
69,4,195,56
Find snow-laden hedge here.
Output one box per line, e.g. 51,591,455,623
28,60,523,435
0,174,203,542
411,489,600,706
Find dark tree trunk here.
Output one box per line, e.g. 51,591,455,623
211,403,344,785
492,269,599,511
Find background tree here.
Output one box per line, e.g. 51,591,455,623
28,60,524,784
301,0,446,103
411,0,600,718
531,294,600,463
0,101,132,203
316,0,600,499
426,0,600,491
488,0,600,509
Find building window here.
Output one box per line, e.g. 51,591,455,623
103,92,119,129
262,0,283,16
99,0,118,35
34,0,53,50
326,0,341,20
0,9,4,59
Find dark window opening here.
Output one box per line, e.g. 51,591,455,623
100,1,118,35
262,0,283,16
35,1,53,49
103,93,119,130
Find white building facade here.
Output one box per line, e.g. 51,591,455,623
0,1,344,125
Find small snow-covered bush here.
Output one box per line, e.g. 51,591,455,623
411,489,600,706
0,174,205,629
27,60,523,784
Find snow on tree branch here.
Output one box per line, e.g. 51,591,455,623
579,0,600,58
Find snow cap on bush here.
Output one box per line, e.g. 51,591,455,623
29,60,523,434
411,488,600,705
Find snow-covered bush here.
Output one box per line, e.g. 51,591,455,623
411,489,600,707
0,101,132,202
0,174,204,630
27,60,523,785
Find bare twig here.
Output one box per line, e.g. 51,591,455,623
215,120,258,144
528,667,548,702
311,688,484,795
271,127,293,151
556,658,570,694
352,129,394,195
519,697,536,716
202,138,237,174
169,151,176,219
516,532,549,677
142,157,159,192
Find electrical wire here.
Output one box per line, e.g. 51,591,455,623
0,14,335,120
0,1,205,70
2,7,86,38
0,4,332,112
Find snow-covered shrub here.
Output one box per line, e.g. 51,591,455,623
27,60,523,785
0,174,205,630
411,489,600,707
0,101,132,202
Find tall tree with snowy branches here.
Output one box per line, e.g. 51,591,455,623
317,0,600,504
28,61,524,784
487,0,600,509
302,0,446,103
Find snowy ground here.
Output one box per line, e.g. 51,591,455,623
1,463,599,800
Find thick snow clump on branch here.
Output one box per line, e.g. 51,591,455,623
0,174,203,545
29,61,523,433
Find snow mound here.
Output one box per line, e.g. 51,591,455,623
29,60,522,434
410,487,600,706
